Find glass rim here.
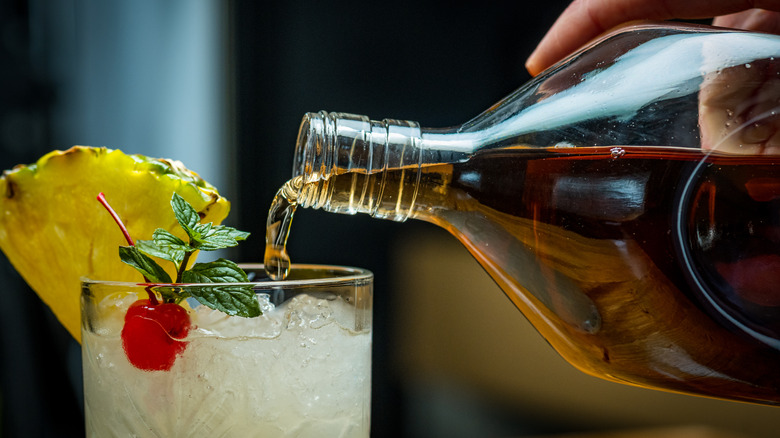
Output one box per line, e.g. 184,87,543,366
80,263,373,289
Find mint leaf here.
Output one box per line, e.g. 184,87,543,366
186,223,213,249
135,239,175,261
188,284,261,317
171,193,251,252
193,222,213,238
119,246,172,283
136,229,192,266
191,225,251,251
136,241,183,267
181,259,249,283
105,192,259,317
171,192,200,239
153,228,188,248
209,226,250,243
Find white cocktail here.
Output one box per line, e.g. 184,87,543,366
81,265,372,437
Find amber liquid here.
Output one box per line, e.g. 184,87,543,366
264,176,303,280
267,145,780,404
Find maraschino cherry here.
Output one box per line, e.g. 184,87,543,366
97,192,192,371
121,298,191,371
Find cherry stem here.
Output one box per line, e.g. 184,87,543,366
96,192,135,246
96,193,156,303
144,286,159,305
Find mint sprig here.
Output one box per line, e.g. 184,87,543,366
100,192,260,317
119,246,172,284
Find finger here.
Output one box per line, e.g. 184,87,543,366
525,0,780,76
713,9,780,33
699,60,780,154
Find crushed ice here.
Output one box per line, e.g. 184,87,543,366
190,293,353,338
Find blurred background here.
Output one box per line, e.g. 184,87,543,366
2,1,780,437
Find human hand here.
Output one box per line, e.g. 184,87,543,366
699,58,780,154
525,1,780,76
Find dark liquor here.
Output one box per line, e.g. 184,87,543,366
268,144,780,404
410,145,780,404
267,22,780,404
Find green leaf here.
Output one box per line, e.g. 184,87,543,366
136,239,187,268
119,246,172,283
214,226,250,242
169,193,250,251
188,284,261,317
193,222,213,238
181,259,249,283
136,239,175,262
193,225,251,251
171,192,200,239
180,259,259,316
153,228,188,248
110,191,258,317
144,229,193,265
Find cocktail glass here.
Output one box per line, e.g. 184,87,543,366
81,264,372,437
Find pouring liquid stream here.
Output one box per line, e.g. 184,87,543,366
264,176,303,280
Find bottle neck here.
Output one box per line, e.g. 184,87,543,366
293,111,425,222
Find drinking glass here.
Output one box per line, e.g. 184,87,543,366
81,264,372,437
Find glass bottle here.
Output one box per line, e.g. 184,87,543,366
273,22,780,404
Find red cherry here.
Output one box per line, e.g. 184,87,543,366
121,299,191,371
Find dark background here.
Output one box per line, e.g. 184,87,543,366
0,0,572,436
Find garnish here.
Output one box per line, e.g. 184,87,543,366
121,299,190,371
98,192,260,317
97,192,259,371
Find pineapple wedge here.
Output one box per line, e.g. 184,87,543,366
0,146,231,342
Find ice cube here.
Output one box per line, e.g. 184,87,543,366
284,294,335,330
192,294,282,339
